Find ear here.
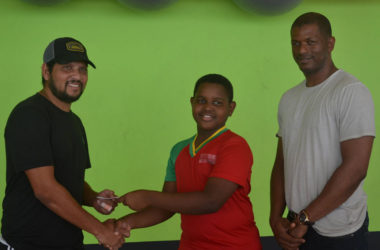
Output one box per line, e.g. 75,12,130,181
190,97,194,104
42,63,51,82
328,36,335,53
228,101,236,116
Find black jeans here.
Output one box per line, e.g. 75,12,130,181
0,243,11,250
296,213,369,250
0,241,84,250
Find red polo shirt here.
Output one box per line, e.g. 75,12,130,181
165,128,262,250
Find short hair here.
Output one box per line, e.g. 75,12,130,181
193,74,234,103
41,60,56,86
291,12,332,37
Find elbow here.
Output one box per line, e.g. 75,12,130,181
201,199,224,214
205,205,219,214
33,187,54,205
348,166,368,191
354,165,368,183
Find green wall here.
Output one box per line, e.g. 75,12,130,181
0,0,379,244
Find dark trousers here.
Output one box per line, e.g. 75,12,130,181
299,214,369,250
0,240,84,250
0,243,11,250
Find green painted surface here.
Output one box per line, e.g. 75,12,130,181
0,0,379,244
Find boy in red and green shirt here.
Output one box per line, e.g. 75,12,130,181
117,74,262,249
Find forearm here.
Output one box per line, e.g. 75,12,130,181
304,136,373,222
36,181,105,236
305,162,366,222
270,163,286,228
148,190,218,214
270,159,306,250
83,181,98,207
123,178,237,214
121,207,174,229
270,138,287,228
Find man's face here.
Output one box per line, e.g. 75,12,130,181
47,62,88,103
291,23,334,75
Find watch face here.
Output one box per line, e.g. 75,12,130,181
299,212,306,222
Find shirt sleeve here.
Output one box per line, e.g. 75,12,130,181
76,115,91,169
164,148,177,182
338,83,376,141
5,104,54,173
164,138,192,182
210,136,253,188
277,91,288,138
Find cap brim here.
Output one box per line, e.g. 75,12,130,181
88,61,96,69
56,58,96,69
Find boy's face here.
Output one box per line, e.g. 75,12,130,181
191,82,236,137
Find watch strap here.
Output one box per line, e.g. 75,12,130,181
299,209,314,226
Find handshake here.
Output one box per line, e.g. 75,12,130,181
92,189,152,250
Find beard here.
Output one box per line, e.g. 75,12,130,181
49,78,84,103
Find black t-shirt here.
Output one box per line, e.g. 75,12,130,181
1,93,91,249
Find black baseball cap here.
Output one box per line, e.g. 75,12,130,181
43,37,96,68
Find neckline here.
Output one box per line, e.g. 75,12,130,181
36,92,73,114
304,69,342,89
190,126,228,157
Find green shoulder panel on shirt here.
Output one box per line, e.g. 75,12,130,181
164,136,194,182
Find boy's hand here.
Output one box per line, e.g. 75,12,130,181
118,190,150,211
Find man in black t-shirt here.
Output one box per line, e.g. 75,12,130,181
1,37,126,250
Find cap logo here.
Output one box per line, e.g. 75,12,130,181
66,41,85,52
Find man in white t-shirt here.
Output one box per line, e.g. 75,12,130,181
270,12,375,250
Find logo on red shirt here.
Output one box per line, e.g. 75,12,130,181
198,154,216,165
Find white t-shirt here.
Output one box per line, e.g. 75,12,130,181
277,69,376,236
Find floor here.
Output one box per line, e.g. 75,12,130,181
85,232,380,250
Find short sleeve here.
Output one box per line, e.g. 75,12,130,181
277,100,283,138
210,136,253,188
164,138,193,182
76,115,91,169
164,149,177,182
5,105,54,173
338,84,376,141
277,90,289,138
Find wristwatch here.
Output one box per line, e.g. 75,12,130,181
299,210,314,226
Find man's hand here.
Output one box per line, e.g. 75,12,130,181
95,219,124,250
289,223,308,239
103,218,117,233
115,218,132,238
271,217,305,250
118,190,150,211
94,190,118,214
